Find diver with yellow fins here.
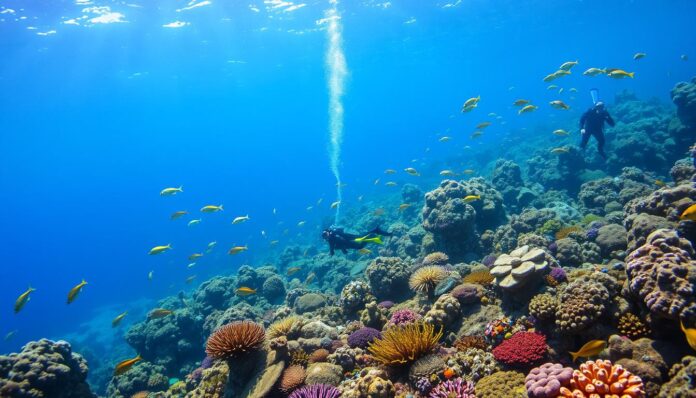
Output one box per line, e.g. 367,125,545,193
322,226,392,255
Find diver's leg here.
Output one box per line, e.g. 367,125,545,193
595,131,606,159
580,130,590,150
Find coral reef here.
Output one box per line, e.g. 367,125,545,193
366,257,411,301
660,355,696,398
555,277,610,333
367,322,442,366
492,331,547,368
409,266,448,296
490,245,550,290
428,378,475,398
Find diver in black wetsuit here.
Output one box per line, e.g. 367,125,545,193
321,226,392,255
579,101,615,159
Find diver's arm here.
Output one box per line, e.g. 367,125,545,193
605,112,615,127
579,111,588,129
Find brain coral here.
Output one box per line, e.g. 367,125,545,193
555,277,610,333
558,359,645,397
529,293,558,321
626,228,696,322
475,370,527,398
423,293,461,326
368,322,442,366
525,363,573,398
492,331,547,367
205,321,265,360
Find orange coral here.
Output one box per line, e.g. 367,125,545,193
205,321,265,360
308,348,330,363
555,225,583,240
409,266,448,295
279,365,306,393
559,359,645,397
545,274,560,287
130,392,149,398
462,269,494,286
368,321,442,365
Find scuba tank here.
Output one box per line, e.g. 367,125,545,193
590,88,599,105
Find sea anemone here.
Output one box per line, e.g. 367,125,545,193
205,321,265,360
368,321,442,365
559,359,644,397
348,327,382,348
423,252,450,266
409,266,448,295
290,349,310,366
288,384,341,398
268,316,302,339
279,365,306,393
462,269,494,286
428,378,475,398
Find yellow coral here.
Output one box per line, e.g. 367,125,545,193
409,266,448,295
267,316,302,339
617,313,650,339
463,269,494,286
368,322,442,365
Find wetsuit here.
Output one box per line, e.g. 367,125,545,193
579,106,615,159
323,226,391,255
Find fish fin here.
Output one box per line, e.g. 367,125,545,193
681,319,687,332
219,205,224,211
569,351,578,362
628,72,635,78
178,186,183,192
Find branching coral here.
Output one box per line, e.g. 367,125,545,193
409,266,448,295
367,322,442,365
558,359,645,397
492,331,547,367
205,321,265,360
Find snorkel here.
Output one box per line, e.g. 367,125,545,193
590,88,599,105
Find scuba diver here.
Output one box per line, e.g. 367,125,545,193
322,226,392,255
579,89,615,159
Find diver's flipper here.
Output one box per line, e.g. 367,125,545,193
354,235,383,245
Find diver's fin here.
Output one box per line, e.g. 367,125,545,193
355,235,383,245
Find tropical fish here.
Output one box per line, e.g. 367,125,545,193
559,60,578,71
398,203,412,211
463,195,480,203
680,204,696,221
384,169,397,174
270,240,279,246
487,113,497,117
555,69,571,77
553,129,570,136
114,355,142,376
4,330,17,341
462,95,480,108
404,167,420,176
228,245,248,255
14,287,35,314
543,73,558,82
170,211,188,220
374,208,385,216
513,99,530,106
550,100,570,110
112,312,128,327
185,275,197,284
188,253,203,261
67,280,87,304
518,105,538,115
607,70,635,79
461,103,477,113
287,267,301,276
569,340,606,362
306,206,314,211
148,271,154,281
188,219,201,227
654,179,666,187
297,221,306,227
439,136,452,142
558,88,564,95
551,147,570,154
305,273,316,284
330,201,341,209
236,287,257,296
470,131,483,139
232,215,250,224
633,52,646,60
440,170,457,176
385,182,398,187
547,84,559,90
476,121,491,129
187,263,196,268
201,205,223,213
148,308,173,320
462,169,475,175
680,320,696,351
160,186,183,196
569,88,578,93
583,68,606,76
207,241,217,249
149,244,172,255
358,248,372,255
374,178,381,185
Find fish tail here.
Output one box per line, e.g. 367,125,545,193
178,186,183,192
219,205,224,211
628,72,635,78
569,351,578,362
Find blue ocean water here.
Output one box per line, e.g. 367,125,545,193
0,0,694,383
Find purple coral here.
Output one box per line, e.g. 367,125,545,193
547,241,558,254
289,384,341,398
201,356,213,369
482,255,497,267
586,226,600,241
378,300,395,309
347,327,382,348
429,378,475,398
525,363,573,398
415,377,432,394
548,267,567,282
388,309,421,326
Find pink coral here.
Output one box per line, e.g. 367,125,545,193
388,309,421,326
428,378,475,398
559,359,645,397
492,331,547,367
525,363,573,398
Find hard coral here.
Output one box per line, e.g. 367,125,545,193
559,359,645,398
279,365,306,393
475,370,527,398
528,293,557,321
525,363,573,398
617,313,650,339
205,321,265,360
492,331,547,368
428,378,475,398
368,322,442,366
490,246,550,290
409,266,448,295
348,327,382,349
388,309,421,327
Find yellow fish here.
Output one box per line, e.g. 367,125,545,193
114,355,142,376
476,121,491,129
14,287,35,314
518,105,538,115
463,195,480,203
201,205,223,213
359,248,372,255
331,201,341,209
236,287,257,296
149,244,172,255
551,147,570,154
160,186,183,196
555,69,571,77
188,253,203,261
440,170,457,176
553,129,569,136
634,52,646,60
399,203,412,211
654,179,666,187
186,275,197,284
680,320,696,351
547,84,559,90
439,136,452,142
67,280,87,304
404,167,420,176
470,131,483,139
680,204,696,221
583,68,606,76
569,340,606,362
384,169,397,174
287,267,301,276
559,60,578,71
462,169,475,175
550,100,570,110
232,215,250,224
608,70,635,79
462,95,480,108
188,219,201,227
543,73,558,82
148,308,173,320
228,245,248,255
385,182,398,187
112,312,128,328
170,211,188,220
513,99,530,106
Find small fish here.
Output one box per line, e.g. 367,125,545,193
470,131,483,139
476,121,491,129
188,253,203,261
287,267,301,276
385,181,398,187
112,312,128,327
559,60,578,71
67,280,87,304
358,248,372,255
558,88,564,95
551,147,570,154
149,244,172,255
148,308,173,320
461,103,477,113
331,201,341,209
487,112,497,117
439,136,452,142
336,182,348,188
148,271,154,281
170,211,188,220
463,195,480,203
236,287,257,296
553,129,570,136
228,245,248,255
462,169,475,175
543,73,558,82
518,105,538,115
160,186,183,196
654,179,666,187
440,170,457,176
555,69,571,77
681,54,688,61
187,263,196,268
316,198,324,205
550,100,570,110
569,340,606,362
680,204,696,221
680,320,696,351
303,248,310,257
306,206,314,211
384,169,397,174
4,330,17,341
14,287,35,314
513,99,530,106
207,241,217,249
188,219,201,227
569,88,578,93
114,355,142,376
201,205,223,213
357,195,364,201
232,215,250,224
270,240,279,246
462,95,480,108
304,272,316,284
297,221,306,227
374,208,385,216
374,178,381,185
185,275,197,284
633,52,646,60
398,203,412,211
404,167,420,176
272,208,277,215
607,70,635,79
547,84,559,90
583,67,606,76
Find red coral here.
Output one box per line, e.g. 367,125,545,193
492,331,547,367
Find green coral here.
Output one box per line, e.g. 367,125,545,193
537,219,563,236
581,214,604,224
